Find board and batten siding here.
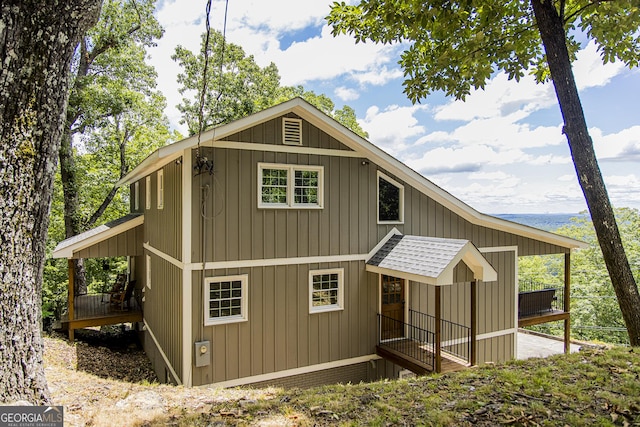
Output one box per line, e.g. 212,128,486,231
221,113,353,152
408,263,474,326
191,260,377,386
141,159,183,261
176,113,573,385
73,225,143,259
143,252,183,383
191,136,568,265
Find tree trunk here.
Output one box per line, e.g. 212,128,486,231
531,0,640,346
0,0,102,404
59,129,88,295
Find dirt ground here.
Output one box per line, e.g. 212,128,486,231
43,328,288,427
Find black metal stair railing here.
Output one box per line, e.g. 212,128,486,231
378,310,472,369
378,313,435,370
409,309,471,363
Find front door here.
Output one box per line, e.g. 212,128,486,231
381,275,405,340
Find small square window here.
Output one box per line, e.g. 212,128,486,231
204,275,248,325
309,269,344,313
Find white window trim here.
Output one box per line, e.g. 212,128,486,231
134,181,140,211
157,169,164,210
377,171,404,224
145,176,151,210
309,268,344,314
204,274,249,326
146,254,151,289
257,162,324,209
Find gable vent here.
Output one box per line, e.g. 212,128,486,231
282,118,302,146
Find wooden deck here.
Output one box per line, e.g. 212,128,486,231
61,294,142,331
376,339,468,375
518,309,569,327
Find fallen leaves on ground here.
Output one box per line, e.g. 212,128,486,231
44,330,640,426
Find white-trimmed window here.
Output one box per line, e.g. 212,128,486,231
157,169,164,210
377,171,404,224
309,268,344,313
204,275,248,325
145,176,151,210
134,181,140,211
258,163,323,208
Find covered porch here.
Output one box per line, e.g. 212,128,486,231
52,214,144,341
366,234,498,374
518,253,572,353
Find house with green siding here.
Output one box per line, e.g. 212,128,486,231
53,97,586,387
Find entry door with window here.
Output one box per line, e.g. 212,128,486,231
381,275,405,340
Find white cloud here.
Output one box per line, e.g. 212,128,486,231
262,27,399,86
404,145,530,174
592,125,640,161
604,174,640,207
423,115,565,149
334,86,359,102
433,73,556,122
350,66,404,86
558,174,576,182
360,104,429,155
573,41,625,90
151,0,400,132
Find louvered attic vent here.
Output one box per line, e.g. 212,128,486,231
282,117,302,146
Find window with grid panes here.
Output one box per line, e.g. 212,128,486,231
261,168,288,204
294,170,319,204
204,275,248,325
258,163,323,208
309,269,344,313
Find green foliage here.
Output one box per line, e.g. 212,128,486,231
327,1,640,102
520,208,640,344
173,31,369,138
44,0,175,321
173,30,281,134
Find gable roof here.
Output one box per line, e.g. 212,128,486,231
52,214,144,259
118,97,586,250
367,234,498,285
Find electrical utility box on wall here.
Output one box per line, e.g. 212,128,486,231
194,341,211,367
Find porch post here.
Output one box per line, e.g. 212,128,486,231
470,280,477,366
564,252,571,353
435,286,442,373
67,258,75,341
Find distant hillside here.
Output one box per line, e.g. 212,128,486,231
494,213,589,232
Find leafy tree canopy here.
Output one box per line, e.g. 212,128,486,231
327,1,640,102
173,30,368,138
520,208,640,344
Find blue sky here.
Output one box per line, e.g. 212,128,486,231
150,0,640,214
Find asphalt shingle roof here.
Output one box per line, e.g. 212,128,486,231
367,235,471,281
